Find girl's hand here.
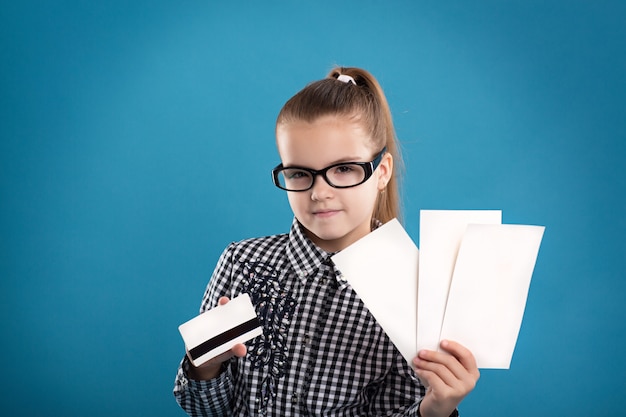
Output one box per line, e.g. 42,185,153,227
185,296,248,381
412,340,480,417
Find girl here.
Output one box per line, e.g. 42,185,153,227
174,67,479,417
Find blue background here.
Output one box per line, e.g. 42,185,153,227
1,1,624,416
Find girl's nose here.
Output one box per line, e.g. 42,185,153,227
310,175,334,201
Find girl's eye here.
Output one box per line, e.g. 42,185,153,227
334,164,355,174
287,170,309,180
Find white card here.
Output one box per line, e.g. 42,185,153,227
417,210,502,352
439,224,545,368
178,293,262,367
331,218,419,366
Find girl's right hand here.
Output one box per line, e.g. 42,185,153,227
185,296,248,380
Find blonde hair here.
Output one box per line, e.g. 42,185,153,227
276,66,403,224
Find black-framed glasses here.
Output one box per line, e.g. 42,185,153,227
272,147,387,192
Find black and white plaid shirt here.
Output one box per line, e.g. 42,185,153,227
174,218,426,416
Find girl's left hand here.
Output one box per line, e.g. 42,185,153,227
412,340,480,417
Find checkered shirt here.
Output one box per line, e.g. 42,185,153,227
174,218,427,416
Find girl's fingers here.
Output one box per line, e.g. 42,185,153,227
413,342,480,393
440,341,477,369
439,340,480,380
231,343,247,358
416,349,466,383
414,351,459,387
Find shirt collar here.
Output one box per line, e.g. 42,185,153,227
286,217,331,281
285,217,384,284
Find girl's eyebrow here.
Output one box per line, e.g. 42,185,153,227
285,155,366,169
329,155,367,164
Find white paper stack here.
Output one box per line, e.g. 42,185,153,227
332,210,545,369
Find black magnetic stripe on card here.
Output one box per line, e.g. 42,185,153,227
189,318,261,361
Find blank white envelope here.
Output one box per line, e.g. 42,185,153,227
418,210,502,352
439,224,545,369
331,218,419,366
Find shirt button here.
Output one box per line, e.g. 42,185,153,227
291,393,299,405
303,334,311,346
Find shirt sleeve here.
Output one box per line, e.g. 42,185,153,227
173,356,234,417
198,242,237,313
370,355,460,417
173,244,237,416
368,351,425,416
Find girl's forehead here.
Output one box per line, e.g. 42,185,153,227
276,121,375,168
277,116,373,153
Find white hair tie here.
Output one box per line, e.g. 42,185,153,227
336,74,357,85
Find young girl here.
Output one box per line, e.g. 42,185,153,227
173,67,479,417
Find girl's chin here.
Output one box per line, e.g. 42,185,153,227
306,228,369,252
302,227,345,249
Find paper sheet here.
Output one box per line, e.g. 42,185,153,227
331,218,419,365
417,210,502,352
439,224,545,368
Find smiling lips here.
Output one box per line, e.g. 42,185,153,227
313,209,341,218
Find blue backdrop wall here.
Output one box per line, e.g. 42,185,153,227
1,1,624,416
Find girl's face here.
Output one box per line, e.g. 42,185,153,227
276,115,393,253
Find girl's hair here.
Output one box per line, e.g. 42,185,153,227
276,66,403,224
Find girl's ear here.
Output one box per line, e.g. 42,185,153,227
377,152,393,191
